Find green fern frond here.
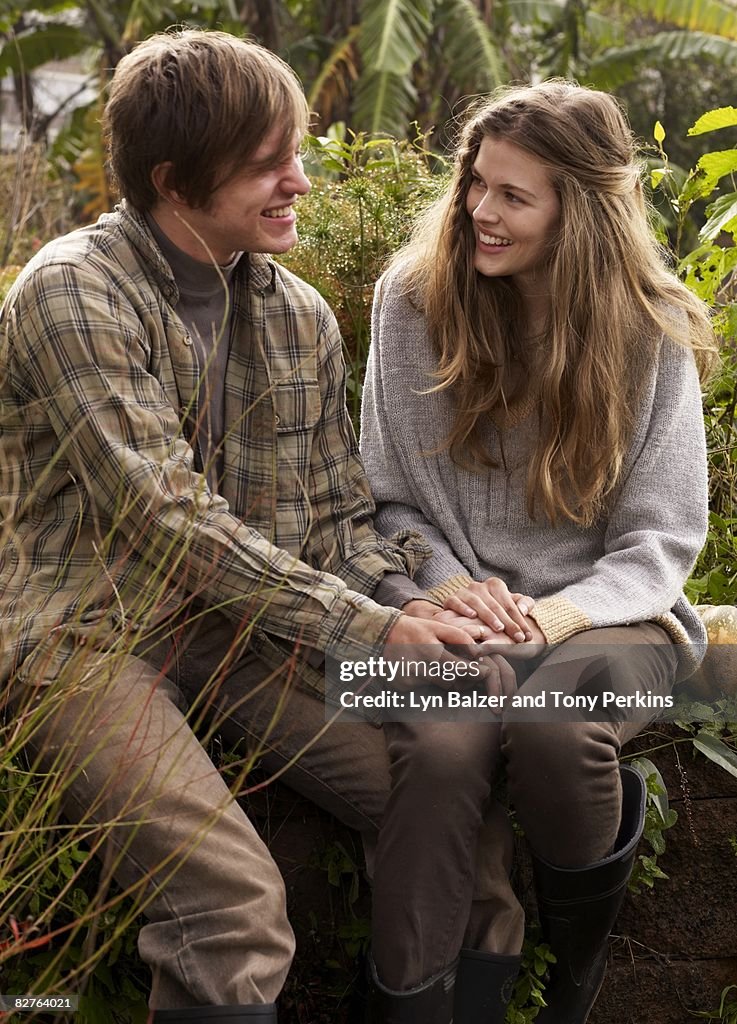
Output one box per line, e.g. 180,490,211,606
621,0,737,40
589,30,737,89
435,0,506,91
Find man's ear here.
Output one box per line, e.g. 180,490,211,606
151,162,186,205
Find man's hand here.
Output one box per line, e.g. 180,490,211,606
385,614,485,649
400,599,444,621
383,613,518,708
443,577,536,642
383,614,494,688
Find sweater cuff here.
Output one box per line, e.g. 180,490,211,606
529,597,592,644
427,574,474,604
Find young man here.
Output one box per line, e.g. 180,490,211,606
0,29,490,1023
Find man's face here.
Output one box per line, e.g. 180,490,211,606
159,125,311,265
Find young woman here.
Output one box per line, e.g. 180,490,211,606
360,80,717,1024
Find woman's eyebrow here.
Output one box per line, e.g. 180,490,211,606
470,166,538,199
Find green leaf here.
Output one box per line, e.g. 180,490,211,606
307,25,361,113
435,0,505,91
356,0,435,134
693,731,737,778
360,0,433,75
693,149,737,196
689,106,737,136
699,191,737,243
648,828,666,855
354,67,418,137
590,32,737,90
0,24,93,76
639,853,668,879
678,242,737,303
626,0,737,40
631,756,670,823
654,120,666,143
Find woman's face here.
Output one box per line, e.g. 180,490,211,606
465,135,561,299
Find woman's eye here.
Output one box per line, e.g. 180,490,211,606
506,192,522,203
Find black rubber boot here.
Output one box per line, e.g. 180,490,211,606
453,948,522,1023
153,1006,277,1022
532,763,647,1023
367,956,457,1023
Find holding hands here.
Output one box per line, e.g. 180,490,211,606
401,576,545,656
441,576,536,642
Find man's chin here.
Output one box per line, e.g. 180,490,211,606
261,233,299,255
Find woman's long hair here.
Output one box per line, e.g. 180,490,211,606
389,80,717,526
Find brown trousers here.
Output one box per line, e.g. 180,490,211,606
370,622,677,990
9,616,675,1003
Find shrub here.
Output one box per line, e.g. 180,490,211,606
279,127,446,423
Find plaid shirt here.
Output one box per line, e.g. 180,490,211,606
0,203,429,690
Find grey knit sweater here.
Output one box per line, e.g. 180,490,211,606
360,266,709,659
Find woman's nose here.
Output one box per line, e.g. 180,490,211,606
474,193,500,222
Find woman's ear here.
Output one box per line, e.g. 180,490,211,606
150,162,187,206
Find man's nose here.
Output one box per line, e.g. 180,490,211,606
286,155,311,196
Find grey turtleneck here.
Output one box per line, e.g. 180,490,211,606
146,213,240,491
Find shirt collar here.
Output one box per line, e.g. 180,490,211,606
115,200,277,299
246,252,277,293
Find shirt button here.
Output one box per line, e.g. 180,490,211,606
274,414,280,425
182,334,192,346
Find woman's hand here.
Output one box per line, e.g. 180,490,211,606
432,608,544,660
432,608,518,646
442,577,535,642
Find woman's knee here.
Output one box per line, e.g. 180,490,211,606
385,720,500,800
502,719,619,798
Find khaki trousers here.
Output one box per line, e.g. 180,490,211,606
8,610,391,1009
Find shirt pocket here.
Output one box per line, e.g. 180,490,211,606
272,379,322,516
272,379,321,433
